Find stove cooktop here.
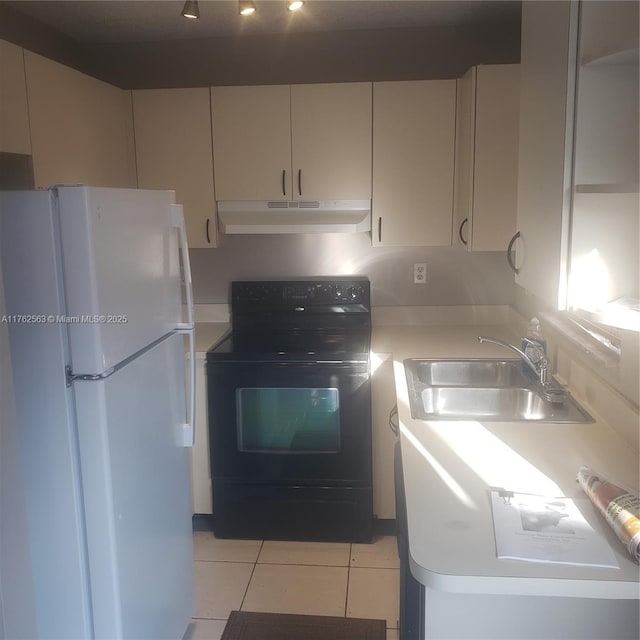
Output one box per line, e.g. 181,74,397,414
208,278,371,364
208,329,370,363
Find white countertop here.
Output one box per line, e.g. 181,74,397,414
378,324,640,600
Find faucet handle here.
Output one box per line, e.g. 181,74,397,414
521,338,554,387
521,337,547,364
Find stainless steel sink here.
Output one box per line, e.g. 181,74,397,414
404,359,593,423
411,359,530,387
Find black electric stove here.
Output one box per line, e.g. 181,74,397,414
206,278,373,542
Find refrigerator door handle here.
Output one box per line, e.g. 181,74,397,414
177,328,196,448
170,204,194,330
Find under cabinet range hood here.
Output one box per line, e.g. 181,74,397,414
217,200,371,234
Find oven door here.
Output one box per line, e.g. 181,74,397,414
207,359,371,486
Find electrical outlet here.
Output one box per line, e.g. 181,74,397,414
413,262,426,284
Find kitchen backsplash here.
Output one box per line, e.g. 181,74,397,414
190,233,515,306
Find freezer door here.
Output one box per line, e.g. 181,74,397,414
73,332,194,639
57,186,190,374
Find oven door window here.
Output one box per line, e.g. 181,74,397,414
237,387,340,454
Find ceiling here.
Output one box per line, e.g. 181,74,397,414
4,0,522,44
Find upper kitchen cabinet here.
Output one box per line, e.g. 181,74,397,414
372,80,456,247
210,85,291,201
211,83,372,202
454,64,520,252
568,1,639,317
289,83,372,200
514,0,579,309
133,88,217,249
23,51,135,189
0,39,31,155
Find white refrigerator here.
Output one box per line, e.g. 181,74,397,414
0,186,196,639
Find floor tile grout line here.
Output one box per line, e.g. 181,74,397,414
255,539,264,565
255,561,351,568
194,556,399,568
344,543,352,618
194,559,258,564
238,540,264,613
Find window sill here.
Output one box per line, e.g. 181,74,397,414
539,311,621,369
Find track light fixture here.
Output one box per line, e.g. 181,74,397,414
239,1,257,16
235,2,304,19
181,0,199,19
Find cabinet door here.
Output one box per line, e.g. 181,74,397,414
24,51,136,189
454,65,520,252
291,82,372,200
0,39,31,155
133,88,217,249
453,67,476,250
515,1,578,309
211,85,292,201
471,64,520,251
372,80,456,246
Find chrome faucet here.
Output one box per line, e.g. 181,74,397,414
477,336,569,403
477,336,550,385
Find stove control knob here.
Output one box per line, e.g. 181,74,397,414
347,286,360,300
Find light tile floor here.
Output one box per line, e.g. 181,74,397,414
184,531,400,640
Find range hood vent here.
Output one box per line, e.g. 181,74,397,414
217,200,371,234
266,201,321,209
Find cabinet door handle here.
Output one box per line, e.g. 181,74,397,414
206,218,211,244
297,169,302,196
507,231,520,274
389,404,399,436
459,217,468,246
378,217,382,243
282,169,286,196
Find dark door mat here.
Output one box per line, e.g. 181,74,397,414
221,611,387,640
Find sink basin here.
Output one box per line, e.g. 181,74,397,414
410,359,529,387
404,359,593,423
421,387,548,420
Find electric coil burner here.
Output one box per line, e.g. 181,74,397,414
206,278,372,542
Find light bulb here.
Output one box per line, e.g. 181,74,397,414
181,0,199,19
239,1,256,16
